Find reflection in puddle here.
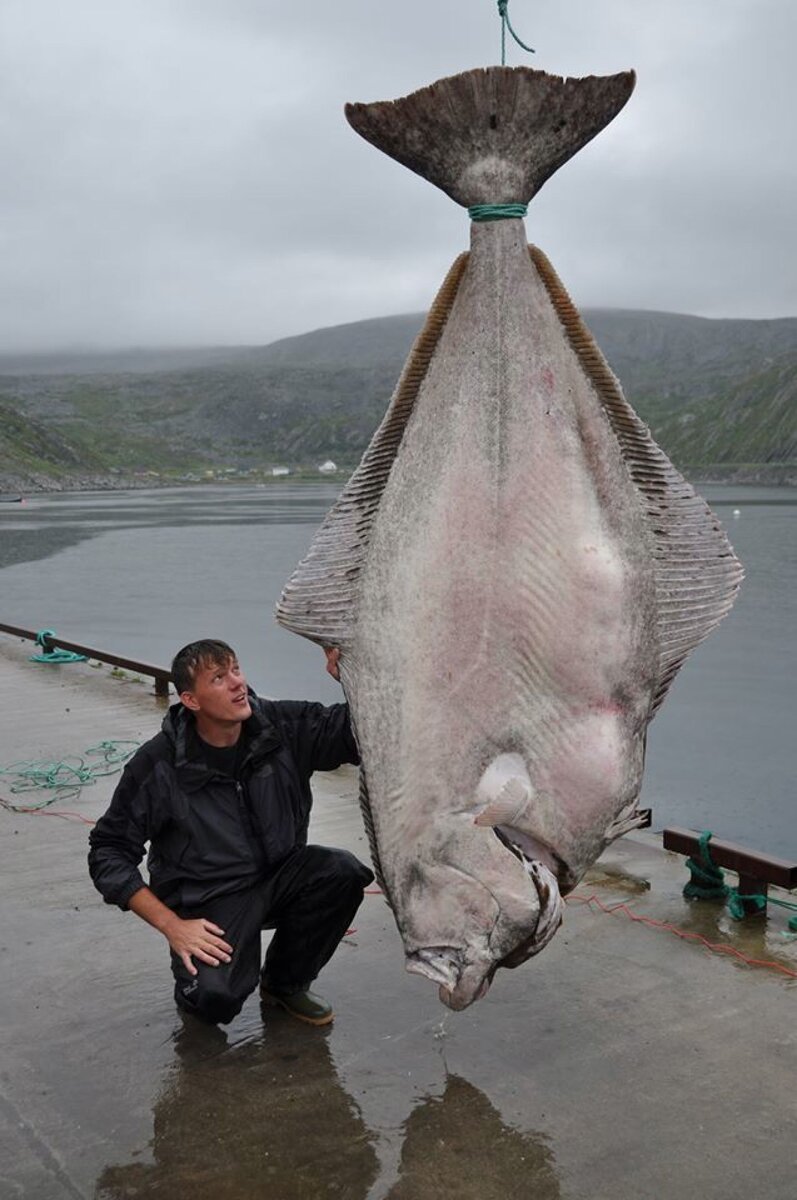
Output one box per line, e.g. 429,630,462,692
94,1017,561,1200
95,1011,380,1200
584,866,651,895
385,1074,560,1200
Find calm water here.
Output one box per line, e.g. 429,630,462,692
0,483,795,854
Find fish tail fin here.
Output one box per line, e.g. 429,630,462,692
345,66,635,209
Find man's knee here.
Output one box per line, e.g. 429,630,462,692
175,973,244,1026
306,845,375,895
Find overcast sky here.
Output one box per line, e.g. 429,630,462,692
1,0,795,352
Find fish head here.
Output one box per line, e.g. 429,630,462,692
400,852,563,1011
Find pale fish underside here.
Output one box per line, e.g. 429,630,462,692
276,67,743,1010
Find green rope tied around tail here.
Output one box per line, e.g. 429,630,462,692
29,629,87,665
468,203,528,222
683,830,797,930
497,1,535,65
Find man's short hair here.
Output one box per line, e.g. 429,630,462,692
171,639,237,696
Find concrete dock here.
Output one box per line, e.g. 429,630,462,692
1,631,796,1200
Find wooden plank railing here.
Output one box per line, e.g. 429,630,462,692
0,621,172,699
663,826,797,915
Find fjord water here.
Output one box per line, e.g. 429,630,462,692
0,483,794,855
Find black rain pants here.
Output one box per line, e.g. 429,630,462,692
171,844,373,1025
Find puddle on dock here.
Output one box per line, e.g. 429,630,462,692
93,1008,561,1200
579,839,797,983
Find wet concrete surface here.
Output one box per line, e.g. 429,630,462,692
2,633,797,1199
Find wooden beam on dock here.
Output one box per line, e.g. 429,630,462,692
663,826,797,892
0,622,172,699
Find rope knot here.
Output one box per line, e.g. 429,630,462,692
29,628,87,665
683,831,727,901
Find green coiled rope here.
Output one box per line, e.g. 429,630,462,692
684,831,797,930
0,741,139,809
29,629,87,665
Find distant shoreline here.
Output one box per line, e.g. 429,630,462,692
0,470,353,497
2,465,795,495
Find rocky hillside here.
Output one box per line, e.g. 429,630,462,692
1,307,795,491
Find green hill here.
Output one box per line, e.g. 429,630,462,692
651,356,797,476
1,307,795,491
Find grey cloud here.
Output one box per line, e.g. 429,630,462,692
0,0,794,351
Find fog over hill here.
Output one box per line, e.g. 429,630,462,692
1,307,796,492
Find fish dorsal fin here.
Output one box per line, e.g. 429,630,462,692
473,753,533,827
531,245,744,716
275,250,469,647
345,67,635,208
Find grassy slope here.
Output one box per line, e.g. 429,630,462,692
1,309,795,487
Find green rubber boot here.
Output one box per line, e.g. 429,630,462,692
260,986,334,1026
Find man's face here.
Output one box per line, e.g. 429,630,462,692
181,656,252,724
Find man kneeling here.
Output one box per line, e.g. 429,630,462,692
88,639,373,1026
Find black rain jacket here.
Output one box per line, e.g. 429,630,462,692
87,693,359,912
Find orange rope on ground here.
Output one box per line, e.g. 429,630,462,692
0,797,95,825
567,892,797,980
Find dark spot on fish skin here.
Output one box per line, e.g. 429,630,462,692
402,861,426,900
610,683,634,710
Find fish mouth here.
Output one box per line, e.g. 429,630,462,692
404,859,563,1011
405,946,463,991
405,946,491,1011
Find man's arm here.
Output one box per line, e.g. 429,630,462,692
128,887,232,976
88,743,232,974
88,749,158,909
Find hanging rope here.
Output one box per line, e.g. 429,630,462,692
497,1,535,65
683,831,797,931
29,629,87,665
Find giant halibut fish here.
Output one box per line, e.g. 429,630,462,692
276,66,743,1010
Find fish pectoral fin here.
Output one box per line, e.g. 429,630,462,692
473,777,531,827
473,753,533,827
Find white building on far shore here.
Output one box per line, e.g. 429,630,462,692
318,460,337,473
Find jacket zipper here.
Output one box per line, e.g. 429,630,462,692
235,780,264,865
